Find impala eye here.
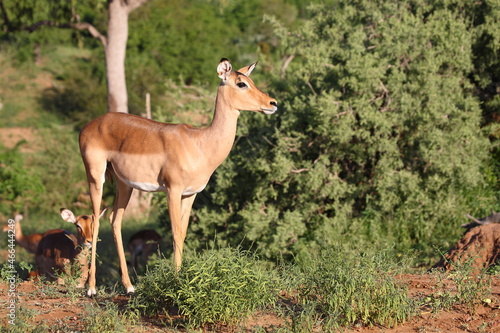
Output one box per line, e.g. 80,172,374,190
237,82,247,88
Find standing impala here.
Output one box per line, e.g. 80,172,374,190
79,58,277,296
3,214,43,254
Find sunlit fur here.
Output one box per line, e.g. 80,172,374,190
79,59,277,296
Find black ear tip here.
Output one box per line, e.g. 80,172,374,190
220,58,229,63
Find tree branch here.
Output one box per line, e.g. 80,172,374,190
23,20,107,48
306,73,317,96
291,168,309,174
70,22,107,47
2,4,107,47
281,54,295,79
0,0,12,31
127,0,151,13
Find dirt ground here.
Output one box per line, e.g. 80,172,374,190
0,273,499,332
2,224,500,332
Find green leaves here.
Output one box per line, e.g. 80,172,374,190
193,0,496,263
284,247,417,329
0,143,45,214
130,247,279,328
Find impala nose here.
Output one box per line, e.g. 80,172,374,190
263,99,278,115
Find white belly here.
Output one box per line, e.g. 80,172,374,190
182,184,207,196
119,177,166,192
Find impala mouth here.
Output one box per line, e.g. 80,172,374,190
261,107,278,115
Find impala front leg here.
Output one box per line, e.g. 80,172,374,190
88,179,103,297
110,180,135,293
168,189,186,270
180,193,196,239
181,194,196,222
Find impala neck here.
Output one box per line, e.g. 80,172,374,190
14,221,23,241
203,86,240,165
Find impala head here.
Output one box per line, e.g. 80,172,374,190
2,214,22,232
60,208,106,248
217,58,278,114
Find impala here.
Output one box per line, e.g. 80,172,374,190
35,208,105,287
3,214,43,254
79,58,277,296
128,229,162,270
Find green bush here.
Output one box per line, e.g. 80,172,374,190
82,301,139,333
191,0,496,263
0,143,45,215
427,254,491,315
39,49,107,130
285,247,416,329
130,247,279,328
29,128,88,215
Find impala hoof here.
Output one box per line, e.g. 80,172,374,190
87,288,97,297
126,286,135,295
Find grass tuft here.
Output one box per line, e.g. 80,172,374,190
130,246,280,328
426,254,491,315
282,247,417,330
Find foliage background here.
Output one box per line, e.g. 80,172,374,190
0,0,499,270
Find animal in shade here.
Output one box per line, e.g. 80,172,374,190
128,229,162,270
462,210,500,229
35,208,105,287
3,214,42,254
79,58,278,296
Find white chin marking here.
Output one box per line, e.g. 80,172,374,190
262,108,277,115
127,286,135,294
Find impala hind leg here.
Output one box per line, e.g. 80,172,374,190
110,180,135,294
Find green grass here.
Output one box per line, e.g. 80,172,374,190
0,51,64,129
81,300,141,333
130,246,280,329
0,244,496,332
133,246,409,331
128,245,495,331
426,255,491,315
278,247,418,331
0,38,498,332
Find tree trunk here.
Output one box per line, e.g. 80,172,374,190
105,0,153,217
106,0,130,113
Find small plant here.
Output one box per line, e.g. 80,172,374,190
0,261,33,283
0,305,40,332
282,247,417,330
427,254,491,315
130,246,280,329
49,250,91,300
82,301,139,333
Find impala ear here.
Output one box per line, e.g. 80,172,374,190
217,58,232,82
60,208,77,223
238,62,257,77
